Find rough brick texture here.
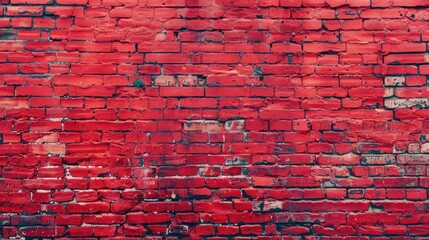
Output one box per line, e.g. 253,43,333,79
1,0,429,238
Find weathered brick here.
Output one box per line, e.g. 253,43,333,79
384,76,405,86
384,98,429,109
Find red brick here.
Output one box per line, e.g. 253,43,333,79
67,203,110,213
6,6,43,16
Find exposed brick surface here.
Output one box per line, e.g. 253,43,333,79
1,0,429,238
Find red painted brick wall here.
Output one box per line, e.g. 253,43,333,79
1,0,429,238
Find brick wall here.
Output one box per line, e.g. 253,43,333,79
1,0,429,238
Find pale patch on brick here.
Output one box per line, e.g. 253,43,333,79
0,98,29,108
183,120,224,132
224,119,245,132
251,201,282,212
397,154,429,164
225,156,248,165
384,76,405,86
154,76,176,86
33,133,59,143
252,201,264,211
384,98,429,109
155,32,167,41
421,143,429,153
424,54,429,62
178,76,198,86
317,153,360,165
203,121,223,132
29,144,66,155
361,154,395,165
183,120,204,131
134,178,157,189
383,88,395,97
133,168,152,178
263,201,283,211
408,143,420,153
198,167,208,175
